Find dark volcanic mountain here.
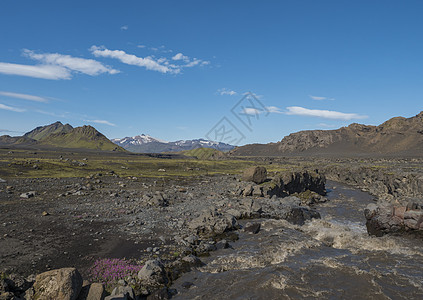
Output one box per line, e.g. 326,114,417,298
112,135,235,153
230,111,423,157
0,122,124,152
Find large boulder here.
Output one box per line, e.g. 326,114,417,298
137,259,167,286
242,166,267,184
32,268,83,300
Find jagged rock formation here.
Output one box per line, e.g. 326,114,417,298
230,111,423,156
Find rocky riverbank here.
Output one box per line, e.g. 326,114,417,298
0,167,326,299
323,163,423,236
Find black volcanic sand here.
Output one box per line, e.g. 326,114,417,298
0,173,245,279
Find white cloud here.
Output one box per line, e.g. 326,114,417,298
309,95,335,101
137,45,146,48
84,119,116,126
0,91,48,103
121,25,128,30
0,62,71,80
0,103,26,112
265,106,283,113
172,53,189,62
218,88,237,96
241,108,263,115
90,46,176,74
285,106,367,120
90,46,210,74
24,49,119,76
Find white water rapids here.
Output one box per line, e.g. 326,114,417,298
171,181,423,299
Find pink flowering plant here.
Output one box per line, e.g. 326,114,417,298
88,258,143,288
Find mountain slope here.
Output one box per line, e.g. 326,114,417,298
41,125,125,151
24,121,73,141
230,111,423,157
112,135,235,153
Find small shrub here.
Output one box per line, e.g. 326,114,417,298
88,258,143,288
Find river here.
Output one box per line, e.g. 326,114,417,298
171,180,423,299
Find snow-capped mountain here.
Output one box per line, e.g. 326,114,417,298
111,134,168,146
111,135,235,153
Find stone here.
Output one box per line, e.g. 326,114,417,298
20,191,36,198
110,285,135,300
32,267,83,300
181,255,203,267
242,166,267,184
137,259,166,285
147,287,174,300
0,178,6,183
182,281,195,289
77,283,106,300
188,209,238,236
244,222,261,234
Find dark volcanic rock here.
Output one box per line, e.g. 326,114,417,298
242,166,267,184
364,202,423,236
262,170,326,198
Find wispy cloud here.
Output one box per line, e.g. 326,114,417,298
35,109,67,118
24,49,119,76
0,129,24,134
90,46,209,74
0,62,72,80
84,119,116,126
309,95,335,101
137,45,146,48
240,107,264,115
265,106,283,113
0,91,49,103
0,49,119,80
217,88,237,96
90,46,175,74
286,106,367,120
120,25,128,30
317,123,336,128
0,103,26,112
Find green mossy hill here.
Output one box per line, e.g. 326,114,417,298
181,147,225,159
24,121,73,141
40,125,125,151
0,135,36,146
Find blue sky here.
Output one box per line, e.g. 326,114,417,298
1,0,423,145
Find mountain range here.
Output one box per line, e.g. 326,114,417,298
111,135,235,153
2,111,423,156
230,111,423,157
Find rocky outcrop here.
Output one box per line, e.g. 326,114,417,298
365,202,423,236
230,111,423,156
324,165,423,202
189,209,239,237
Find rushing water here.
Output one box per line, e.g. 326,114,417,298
171,181,423,299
